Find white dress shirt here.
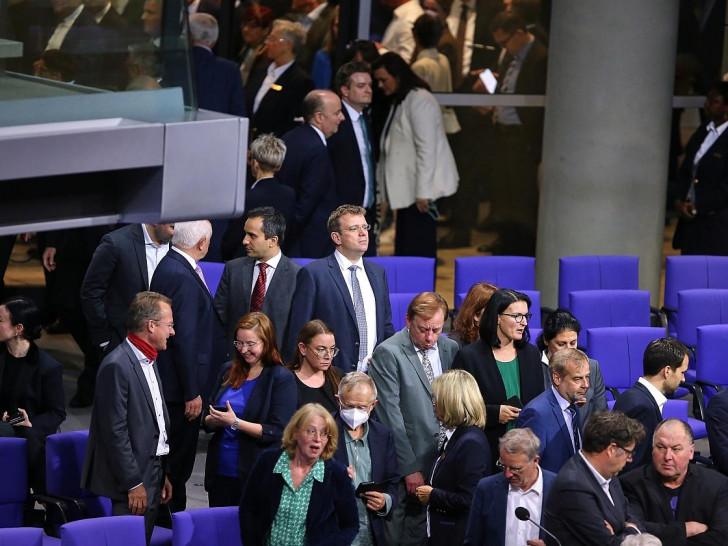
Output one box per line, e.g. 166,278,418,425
551,385,580,451
579,450,614,505
380,0,423,63
343,101,372,207
414,343,444,378
142,224,170,289
446,0,476,76
505,465,544,545
693,119,728,174
249,250,281,296
310,123,327,146
45,4,84,51
637,377,667,414
253,59,294,114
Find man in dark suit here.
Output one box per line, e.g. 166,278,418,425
246,19,314,138
333,372,400,546
707,387,728,475
328,62,378,256
621,418,728,546
81,291,173,544
672,82,728,255
464,428,556,545
369,292,458,546
543,410,645,546
613,338,689,473
79,223,174,407
150,220,228,515
284,204,394,368
214,207,300,351
220,134,296,261
277,89,344,258
189,13,246,116
517,348,590,474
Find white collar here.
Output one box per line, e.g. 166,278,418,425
309,123,327,145
257,250,282,269
638,377,667,410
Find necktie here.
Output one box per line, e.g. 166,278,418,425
194,264,210,293
250,262,268,312
567,404,581,451
349,265,368,367
358,115,375,209
421,349,447,449
453,2,468,89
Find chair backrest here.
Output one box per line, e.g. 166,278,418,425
453,256,536,309
696,324,728,385
46,430,111,517
586,327,665,392
675,289,728,348
172,507,241,546
61,516,146,546
528,327,542,347
0,438,27,528
291,257,315,268
0,527,43,546
558,255,639,310
197,261,225,297
389,293,419,332
569,290,652,347
367,257,436,294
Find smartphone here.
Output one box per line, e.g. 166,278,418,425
211,405,228,413
479,68,498,94
7,412,24,425
355,481,389,495
506,395,523,409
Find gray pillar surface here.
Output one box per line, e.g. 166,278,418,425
536,0,679,308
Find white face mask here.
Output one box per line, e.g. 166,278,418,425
340,407,370,429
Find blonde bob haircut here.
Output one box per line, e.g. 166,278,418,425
281,403,338,461
432,369,486,429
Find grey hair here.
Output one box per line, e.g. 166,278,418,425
620,534,662,546
338,371,377,401
189,13,219,45
250,133,287,171
172,220,212,249
271,19,306,55
548,348,588,381
499,428,541,460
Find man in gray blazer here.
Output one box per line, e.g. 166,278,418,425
214,207,300,351
369,292,459,546
81,291,174,545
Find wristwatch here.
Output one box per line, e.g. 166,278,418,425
230,419,239,431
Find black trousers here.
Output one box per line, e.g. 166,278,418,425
164,403,201,514
207,474,242,507
395,204,437,258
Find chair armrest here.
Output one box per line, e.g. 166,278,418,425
679,381,706,421
605,386,620,401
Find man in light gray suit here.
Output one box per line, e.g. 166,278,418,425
369,292,459,546
214,207,300,351
81,291,174,545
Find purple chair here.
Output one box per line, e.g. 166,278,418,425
61,516,146,546
662,399,707,439
455,290,541,329
694,324,728,402
663,256,728,337
558,255,639,310
453,256,535,309
0,438,27,528
528,327,542,347
367,256,435,294
569,290,651,348
675,289,728,349
0,527,44,546
196,262,225,297
389,293,419,332
172,507,241,546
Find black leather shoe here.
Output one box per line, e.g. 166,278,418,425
69,391,94,408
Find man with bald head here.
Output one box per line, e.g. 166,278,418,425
277,89,345,257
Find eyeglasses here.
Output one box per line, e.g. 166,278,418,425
307,345,340,358
150,319,174,329
303,427,331,440
496,459,525,474
339,224,371,233
233,340,262,350
616,445,635,459
496,31,515,49
499,312,532,323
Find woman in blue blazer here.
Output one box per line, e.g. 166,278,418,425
203,312,296,506
416,369,491,545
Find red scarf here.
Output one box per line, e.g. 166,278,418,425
127,332,158,361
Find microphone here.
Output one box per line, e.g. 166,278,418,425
515,507,562,546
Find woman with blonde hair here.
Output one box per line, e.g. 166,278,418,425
416,369,491,546
239,403,358,545
451,281,498,348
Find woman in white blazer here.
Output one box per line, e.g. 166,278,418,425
373,52,459,258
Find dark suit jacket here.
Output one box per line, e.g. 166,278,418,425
327,106,375,208
707,388,728,475
516,387,577,474
540,356,608,426
192,45,246,116
613,381,662,472
81,224,162,349
464,467,557,545
239,448,359,545
150,249,228,404
428,425,491,546
452,340,544,463
621,463,728,546
0,344,65,439
297,4,336,72
246,61,314,138
81,341,171,500
203,363,296,490
333,418,400,546
543,453,642,545
278,124,339,258
219,177,297,261
284,254,395,368
671,124,728,255
214,253,299,350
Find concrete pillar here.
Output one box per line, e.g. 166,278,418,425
536,0,680,308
